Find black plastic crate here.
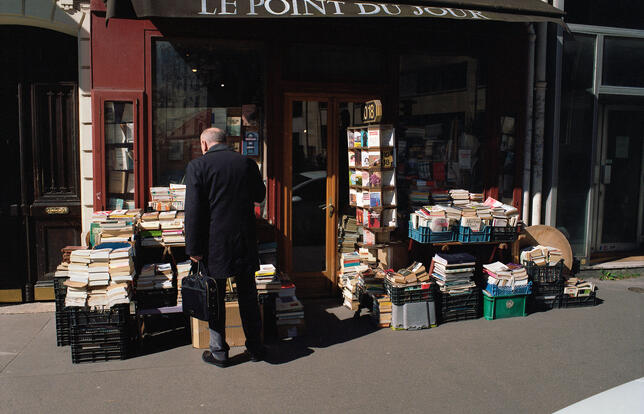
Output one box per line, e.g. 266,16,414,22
71,325,130,345
532,280,564,296
136,289,177,309
525,260,564,284
436,288,481,312
55,309,71,346
491,226,520,242
529,294,563,312
562,291,598,308
385,280,433,305
440,309,481,323
69,304,130,327
71,342,130,363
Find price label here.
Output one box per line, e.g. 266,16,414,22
362,100,382,124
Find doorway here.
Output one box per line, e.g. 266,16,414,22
593,105,644,252
283,94,372,297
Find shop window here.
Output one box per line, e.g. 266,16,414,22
556,34,595,256
397,54,487,215
152,40,264,186
565,0,644,30
602,37,644,88
284,44,385,83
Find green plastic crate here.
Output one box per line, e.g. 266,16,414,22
483,291,528,320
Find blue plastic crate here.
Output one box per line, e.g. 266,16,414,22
457,225,491,243
484,281,532,296
408,221,454,243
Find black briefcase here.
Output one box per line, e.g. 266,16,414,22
181,261,218,321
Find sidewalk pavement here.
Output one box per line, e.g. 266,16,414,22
0,277,643,414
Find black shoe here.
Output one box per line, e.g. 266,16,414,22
202,351,229,368
245,346,266,362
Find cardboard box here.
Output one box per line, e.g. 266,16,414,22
190,301,247,349
377,243,408,270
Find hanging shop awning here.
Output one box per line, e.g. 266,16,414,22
113,0,565,25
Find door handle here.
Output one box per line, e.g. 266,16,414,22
327,204,335,218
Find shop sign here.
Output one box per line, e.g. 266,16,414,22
362,100,382,124
131,0,563,24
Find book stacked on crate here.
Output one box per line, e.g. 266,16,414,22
385,262,436,330
255,264,281,295
275,274,305,339
148,186,173,211
370,293,392,327
139,211,163,246
483,262,531,296
65,249,91,307
135,263,177,309
338,251,368,290
86,248,112,307
562,277,598,308
107,246,134,307
175,260,191,305
519,246,565,311
430,253,481,323
169,183,186,210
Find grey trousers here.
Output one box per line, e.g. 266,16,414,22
208,273,262,360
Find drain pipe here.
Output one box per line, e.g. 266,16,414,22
522,23,536,225
532,21,548,225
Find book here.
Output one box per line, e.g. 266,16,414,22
108,171,127,194
433,253,476,266
226,116,241,136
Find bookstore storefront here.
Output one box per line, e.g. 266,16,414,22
91,0,564,296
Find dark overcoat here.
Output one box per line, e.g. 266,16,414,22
184,144,266,279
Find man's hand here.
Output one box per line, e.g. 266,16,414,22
190,256,203,262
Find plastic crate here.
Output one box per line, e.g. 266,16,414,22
457,225,491,243
532,280,564,296
525,260,564,284
391,300,437,330
440,309,481,323
529,294,563,312
434,288,482,323
408,221,454,243
491,226,520,242
55,309,71,347
482,291,528,320
484,282,532,297
385,280,433,305
561,291,598,308
69,304,130,327
70,342,130,363
135,289,177,309
71,325,129,345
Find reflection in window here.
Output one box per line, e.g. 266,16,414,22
152,40,263,186
557,34,595,256
398,54,487,216
602,37,644,87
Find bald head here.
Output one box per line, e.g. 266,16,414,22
200,127,226,154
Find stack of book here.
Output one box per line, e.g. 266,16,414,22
357,268,385,296
160,211,185,245
88,248,111,288
431,189,450,204
109,246,135,283
106,283,132,307
97,211,138,243
338,215,359,253
520,246,548,266
176,260,191,305
563,278,595,298
386,262,429,285
342,275,361,311
276,295,305,338
483,261,529,292
136,263,174,291
66,249,91,307
430,253,477,294
255,264,281,294
483,197,520,226
371,294,392,327
139,211,163,246
149,186,173,211
449,189,470,206
169,183,186,210
338,251,368,289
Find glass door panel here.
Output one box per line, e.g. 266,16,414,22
104,101,135,210
291,100,329,272
598,108,644,250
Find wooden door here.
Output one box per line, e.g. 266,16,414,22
18,82,81,300
283,94,373,297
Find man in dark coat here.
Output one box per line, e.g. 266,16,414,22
184,127,266,367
